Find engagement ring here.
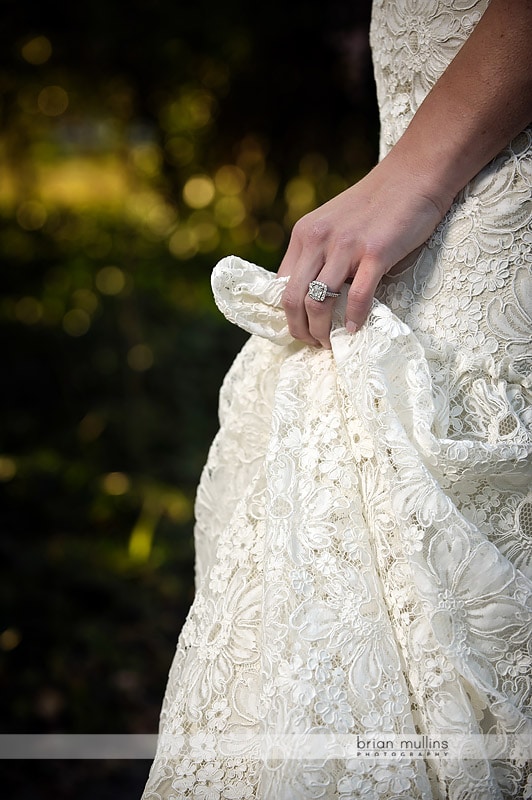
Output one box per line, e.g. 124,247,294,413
308,280,341,302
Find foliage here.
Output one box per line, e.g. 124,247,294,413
0,0,377,795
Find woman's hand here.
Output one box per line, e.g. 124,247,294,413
278,153,449,348
278,0,532,349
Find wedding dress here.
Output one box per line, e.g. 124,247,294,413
142,1,532,797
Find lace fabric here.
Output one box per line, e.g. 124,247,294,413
142,2,532,797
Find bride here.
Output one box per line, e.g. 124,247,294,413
142,1,532,797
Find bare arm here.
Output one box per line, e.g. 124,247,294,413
279,0,532,348
395,0,532,207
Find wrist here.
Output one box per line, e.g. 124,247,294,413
379,142,457,220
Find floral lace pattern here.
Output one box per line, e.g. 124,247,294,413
143,2,532,797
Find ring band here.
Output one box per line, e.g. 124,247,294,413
308,280,341,302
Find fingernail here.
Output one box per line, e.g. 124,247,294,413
346,321,358,334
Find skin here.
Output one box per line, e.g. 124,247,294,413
278,0,532,349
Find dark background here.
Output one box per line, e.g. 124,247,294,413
0,0,377,796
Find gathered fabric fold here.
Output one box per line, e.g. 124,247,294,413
143,256,532,800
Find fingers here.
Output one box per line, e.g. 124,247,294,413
304,293,340,349
279,228,324,347
280,212,361,347
281,246,385,345
281,264,324,348
344,259,383,333
279,208,386,346
305,253,353,348
277,234,302,279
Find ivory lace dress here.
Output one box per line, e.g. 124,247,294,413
142,2,532,798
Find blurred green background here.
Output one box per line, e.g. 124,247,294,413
0,0,377,796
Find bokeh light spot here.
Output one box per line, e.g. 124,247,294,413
185,90,215,129
16,200,47,230
72,289,99,314
215,165,246,195
285,177,316,210
166,492,192,522
21,36,52,65
214,196,246,228
62,308,90,337
183,175,215,209
0,628,21,651
193,221,217,241
128,516,155,563
0,456,17,481
168,227,198,259
127,344,154,372
38,85,69,116
188,211,220,251
35,688,65,719
78,412,106,443
15,296,43,324
131,143,162,177
160,90,214,133
145,204,177,238
95,266,126,296
102,472,130,496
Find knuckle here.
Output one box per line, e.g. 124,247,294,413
308,221,329,246
281,290,300,313
332,231,357,254
304,295,330,315
290,218,307,243
293,216,329,246
346,285,370,314
362,239,387,266
287,322,314,345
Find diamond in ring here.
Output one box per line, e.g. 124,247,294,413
308,280,341,302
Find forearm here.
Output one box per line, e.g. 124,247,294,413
386,0,532,213
278,0,532,342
